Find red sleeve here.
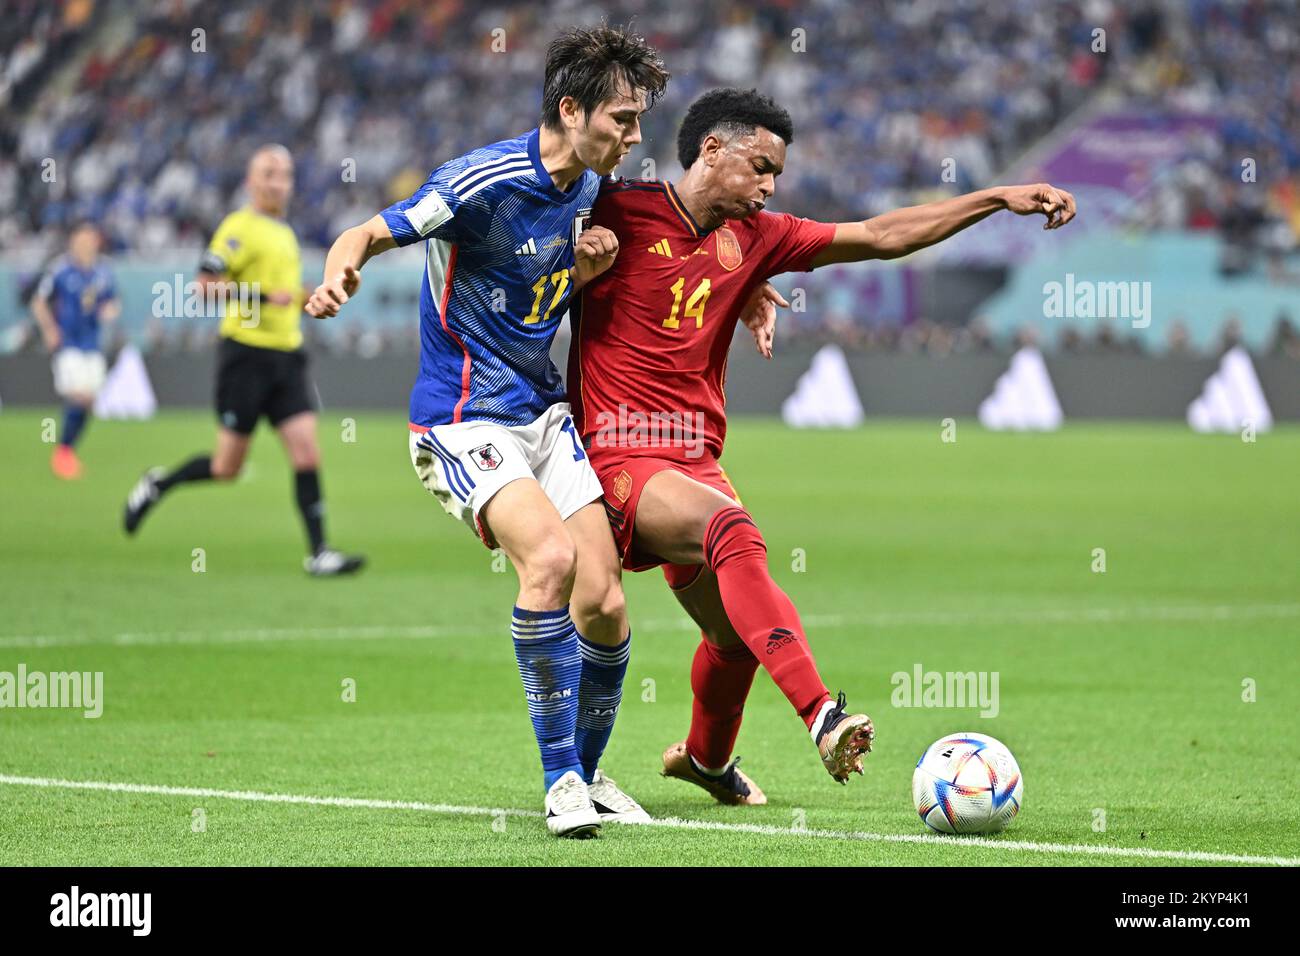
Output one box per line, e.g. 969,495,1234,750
759,212,837,277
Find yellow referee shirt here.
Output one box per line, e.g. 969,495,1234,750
202,207,304,351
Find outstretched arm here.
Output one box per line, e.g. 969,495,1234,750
811,183,1076,268
306,214,397,318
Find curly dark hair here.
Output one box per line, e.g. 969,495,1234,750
542,25,670,131
676,88,794,169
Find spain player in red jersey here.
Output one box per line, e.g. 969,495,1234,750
569,88,1076,804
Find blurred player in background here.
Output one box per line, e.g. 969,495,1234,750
572,88,1076,804
306,27,668,837
30,222,120,479
122,144,365,577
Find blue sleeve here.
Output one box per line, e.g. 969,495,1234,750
98,270,117,303
380,163,476,248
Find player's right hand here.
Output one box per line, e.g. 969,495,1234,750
305,264,361,318
739,281,789,360
41,326,62,352
572,225,619,289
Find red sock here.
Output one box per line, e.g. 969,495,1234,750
704,506,832,728
686,638,760,769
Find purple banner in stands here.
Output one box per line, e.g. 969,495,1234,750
1031,111,1219,192
936,110,1219,266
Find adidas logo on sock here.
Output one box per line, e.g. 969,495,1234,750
765,627,797,654
514,238,538,256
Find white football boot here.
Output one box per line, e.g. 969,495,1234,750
303,548,366,577
544,770,601,838
587,769,652,824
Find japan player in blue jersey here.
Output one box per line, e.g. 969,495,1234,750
307,26,669,838
30,222,120,480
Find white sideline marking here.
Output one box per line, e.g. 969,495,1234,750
1,774,1295,866
1,603,1297,650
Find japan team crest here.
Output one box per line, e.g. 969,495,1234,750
715,227,743,271
470,443,502,471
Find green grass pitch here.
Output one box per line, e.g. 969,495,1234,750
1,410,1296,866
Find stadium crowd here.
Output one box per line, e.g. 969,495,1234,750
1,0,1296,357
5,0,1298,250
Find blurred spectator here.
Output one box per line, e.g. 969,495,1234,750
1,0,1297,361
1267,312,1299,359
1166,318,1192,355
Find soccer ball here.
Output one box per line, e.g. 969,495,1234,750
912,732,1023,834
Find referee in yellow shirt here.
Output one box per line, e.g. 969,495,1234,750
123,145,364,576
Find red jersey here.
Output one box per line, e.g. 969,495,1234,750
569,179,836,461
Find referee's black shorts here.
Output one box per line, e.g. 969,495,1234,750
215,337,317,435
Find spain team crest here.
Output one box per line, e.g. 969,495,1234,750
613,470,632,502
715,227,743,271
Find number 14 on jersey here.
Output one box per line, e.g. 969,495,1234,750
663,277,712,330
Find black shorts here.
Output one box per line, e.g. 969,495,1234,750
215,338,317,435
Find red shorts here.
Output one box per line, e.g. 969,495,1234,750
591,450,741,573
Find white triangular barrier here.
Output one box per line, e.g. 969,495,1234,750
978,346,1063,431
1187,346,1272,433
781,344,864,428
94,345,157,419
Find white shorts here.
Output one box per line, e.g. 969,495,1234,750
408,402,603,548
52,348,107,398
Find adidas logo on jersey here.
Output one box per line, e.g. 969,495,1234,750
514,238,538,256
648,239,672,257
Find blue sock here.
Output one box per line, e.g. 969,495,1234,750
511,606,584,791
62,405,88,448
575,631,631,783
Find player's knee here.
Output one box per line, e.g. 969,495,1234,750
586,579,626,628
701,619,744,648
292,449,320,470
210,458,242,481
519,537,577,605
703,505,766,570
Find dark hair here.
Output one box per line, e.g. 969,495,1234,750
676,88,794,169
541,25,669,131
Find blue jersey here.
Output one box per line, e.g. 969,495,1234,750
36,257,116,352
381,128,601,428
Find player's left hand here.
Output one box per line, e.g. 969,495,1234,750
572,225,619,289
739,281,789,360
1002,183,1077,230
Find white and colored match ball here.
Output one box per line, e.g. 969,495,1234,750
912,732,1023,834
